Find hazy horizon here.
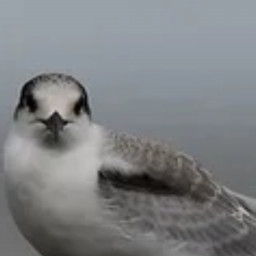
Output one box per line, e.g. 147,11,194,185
1,1,256,255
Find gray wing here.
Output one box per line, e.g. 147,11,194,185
98,131,256,256
229,190,256,215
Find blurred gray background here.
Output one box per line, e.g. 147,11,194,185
1,0,256,255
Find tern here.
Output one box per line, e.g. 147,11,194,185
3,73,256,256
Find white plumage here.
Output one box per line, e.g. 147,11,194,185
3,73,256,256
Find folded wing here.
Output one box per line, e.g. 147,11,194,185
98,132,256,256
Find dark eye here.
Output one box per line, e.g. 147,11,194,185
26,94,37,113
74,97,85,115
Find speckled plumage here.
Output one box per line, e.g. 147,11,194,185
98,130,256,256
103,130,217,200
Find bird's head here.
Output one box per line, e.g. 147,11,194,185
14,73,92,149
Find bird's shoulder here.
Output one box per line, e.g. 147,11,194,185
100,129,217,202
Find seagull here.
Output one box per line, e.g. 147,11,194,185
3,73,256,256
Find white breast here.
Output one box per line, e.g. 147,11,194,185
3,127,163,256
3,126,119,256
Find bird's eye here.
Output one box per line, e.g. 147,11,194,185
74,97,85,115
26,94,37,113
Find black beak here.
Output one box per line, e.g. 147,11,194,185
41,112,68,141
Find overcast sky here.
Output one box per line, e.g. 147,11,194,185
1,1,256,255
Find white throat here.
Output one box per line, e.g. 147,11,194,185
3,123,104,237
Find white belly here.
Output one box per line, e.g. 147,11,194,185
4,133,161,256
3,136,127,256
5,171,156,256
5,179,127,256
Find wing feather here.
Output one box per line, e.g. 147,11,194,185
99,131,256,255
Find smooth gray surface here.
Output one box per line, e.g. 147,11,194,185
1,1,256,255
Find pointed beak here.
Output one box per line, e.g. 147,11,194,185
41,112,68,141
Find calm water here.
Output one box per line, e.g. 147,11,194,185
1,1,256,255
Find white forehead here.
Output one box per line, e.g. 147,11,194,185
34,82,81,103
32,82,82,117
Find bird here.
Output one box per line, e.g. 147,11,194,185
3,73,256,256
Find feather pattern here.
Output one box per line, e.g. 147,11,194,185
98,130,256,256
